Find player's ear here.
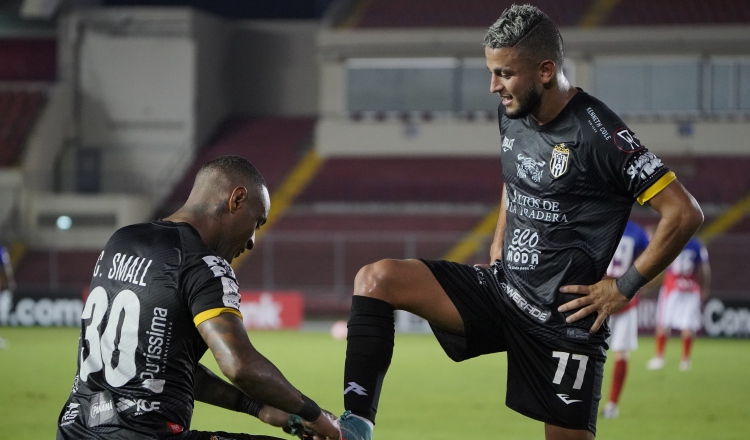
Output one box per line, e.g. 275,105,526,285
539,59,556,84
228,187,248,213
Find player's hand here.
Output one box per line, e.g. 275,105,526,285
289,410,340,440
257,405,289,428
558,277,630,333
304,410,340,440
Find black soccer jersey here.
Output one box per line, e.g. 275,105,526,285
57,221,243,439
498,89,674,336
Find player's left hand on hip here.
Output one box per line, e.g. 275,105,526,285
557,278,630,333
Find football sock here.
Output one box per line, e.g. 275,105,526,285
608,359,627,404
682,336,693,360
343,295,395,423
655,334,666,358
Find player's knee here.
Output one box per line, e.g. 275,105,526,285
353,259,401,304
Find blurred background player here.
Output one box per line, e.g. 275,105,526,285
602,221,650,419
648,236,711,371
0,243,15,349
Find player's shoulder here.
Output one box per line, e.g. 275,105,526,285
570,90,645,153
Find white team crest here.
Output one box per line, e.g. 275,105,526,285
549,144,570,178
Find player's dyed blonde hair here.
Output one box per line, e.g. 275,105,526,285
483,4,564,67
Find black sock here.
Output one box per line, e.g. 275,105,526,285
343,295,395,423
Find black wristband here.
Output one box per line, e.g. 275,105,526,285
234,394,263,418
296,395,321,422
616,265,649,300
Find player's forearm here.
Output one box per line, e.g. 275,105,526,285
193,363,264,416
636,189,703,280
199,315,319,420
490,186,507,263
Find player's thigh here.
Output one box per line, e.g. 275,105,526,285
545,424,595,440
354,258,464,335
505,326,604,435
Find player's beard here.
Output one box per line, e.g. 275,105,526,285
505,83,542,119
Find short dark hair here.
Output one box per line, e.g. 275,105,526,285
483,4,564,66
197,155,266,191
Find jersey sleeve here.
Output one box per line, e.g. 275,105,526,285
584,106,674,204
181,254,243,327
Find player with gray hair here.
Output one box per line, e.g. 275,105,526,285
332,3,703,439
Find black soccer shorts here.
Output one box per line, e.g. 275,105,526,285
420,259,605,434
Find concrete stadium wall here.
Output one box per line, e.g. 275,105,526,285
315,24,750,157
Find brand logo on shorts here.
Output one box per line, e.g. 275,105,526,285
502,284,551,323
473,266,487,285
88,393,116,428
549,144,570,178
556,394,583,404
116,397,161,414
565,328,591,341
59,402,81,427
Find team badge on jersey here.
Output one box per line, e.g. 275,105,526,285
549,144,570,178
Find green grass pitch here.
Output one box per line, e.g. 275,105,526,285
1,327,749,439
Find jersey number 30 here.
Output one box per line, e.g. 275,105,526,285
79,286,141,387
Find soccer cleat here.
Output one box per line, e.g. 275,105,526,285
679,359,691,372
602,402,619,419
339,411,373,440
647,357,665,370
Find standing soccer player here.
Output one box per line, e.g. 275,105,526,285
333,4,704,440
0,244,15,349
602,221,650,419
647,236,710,372
56,156,340,440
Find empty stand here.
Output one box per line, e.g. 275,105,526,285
664,156,750,206
14,250,100,290
0,39,56,81
233,155,503,313
296,157,504,203
351,0,591,28
703,234,750,300
0,89,46,167
605,0,750,26
349,0,750,28
157,117,317,217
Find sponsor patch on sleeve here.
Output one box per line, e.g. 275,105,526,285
201,255,241,310
614,128,645,153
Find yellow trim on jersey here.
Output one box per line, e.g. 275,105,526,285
193,307,243,327
637,171,676,205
